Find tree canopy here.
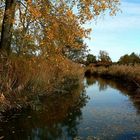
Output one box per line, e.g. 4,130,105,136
118,52,140,65
86,54,96,65
0,0,120,58
98,50,112,63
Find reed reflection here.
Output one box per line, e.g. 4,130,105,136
0,81,89,140
86,76,140,114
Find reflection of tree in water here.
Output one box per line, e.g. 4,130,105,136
86,76,108,91
0,81,89,140
97,78,108,91
86,76,140,114
62,91,88,139
86,76,96,86
129,95,140,114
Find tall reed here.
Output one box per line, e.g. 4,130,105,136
0,54,84,112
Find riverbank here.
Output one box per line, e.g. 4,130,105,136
0,54,84,115
1,73,140,140
85,64,140,95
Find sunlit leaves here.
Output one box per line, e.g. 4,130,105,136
0,0,120,56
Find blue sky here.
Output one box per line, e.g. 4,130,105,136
85,0,140,62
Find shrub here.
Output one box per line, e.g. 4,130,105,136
0,54,84,112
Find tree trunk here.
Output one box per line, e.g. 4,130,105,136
0,0,16,55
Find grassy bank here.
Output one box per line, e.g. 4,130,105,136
0,54,84,113
85,64,140,92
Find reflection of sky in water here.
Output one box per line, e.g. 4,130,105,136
0,77,140,140
77,79,140,139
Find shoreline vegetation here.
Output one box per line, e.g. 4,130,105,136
1,0,118,115
0,0,120,118
85,52,140,96
0,54,84,115
1,53,140,116
1,0,139,121
85,64,140,96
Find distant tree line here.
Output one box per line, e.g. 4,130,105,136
85,51,140,66
86,50,112,66
118,52,140,65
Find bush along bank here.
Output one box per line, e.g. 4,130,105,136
85,64,140,95
0,54,84,117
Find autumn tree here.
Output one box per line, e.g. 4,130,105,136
0,0,16,54
0,0,120,56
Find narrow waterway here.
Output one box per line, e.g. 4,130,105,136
0,77,140,140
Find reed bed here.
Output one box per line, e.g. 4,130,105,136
86,64,140,87
0,54,84,112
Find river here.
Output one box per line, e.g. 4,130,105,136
0,76,140,140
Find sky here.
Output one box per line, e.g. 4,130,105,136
85,0,140,62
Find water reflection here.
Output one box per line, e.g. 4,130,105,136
86,76,108,91
0,77,140,140
86,76,96,86
85,76,140,114
0,82,89,140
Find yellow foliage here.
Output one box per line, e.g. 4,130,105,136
0,0,120,56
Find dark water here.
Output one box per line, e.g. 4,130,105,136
0,77,140,140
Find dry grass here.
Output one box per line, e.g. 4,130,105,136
86,64,140,86
0,54,84,112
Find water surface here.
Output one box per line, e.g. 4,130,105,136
0,77,140,140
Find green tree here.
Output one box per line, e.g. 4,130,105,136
129,52,140,64
86,54,96,65
118,52,140,64
98,50,112,63
62,38,89,63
